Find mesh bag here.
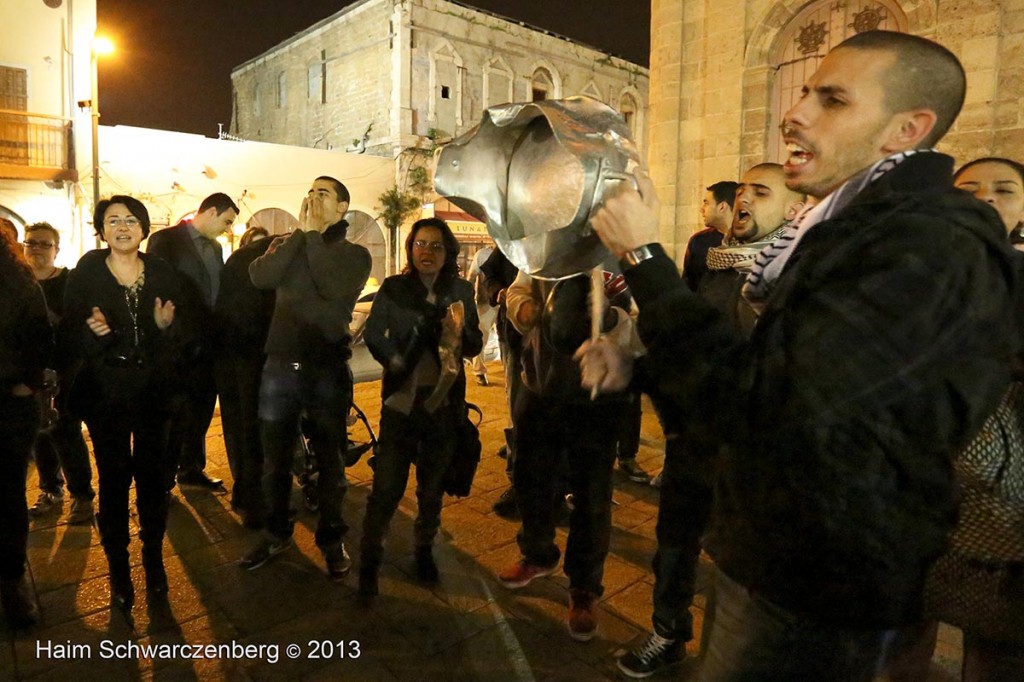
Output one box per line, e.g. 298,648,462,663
923,382,1024,644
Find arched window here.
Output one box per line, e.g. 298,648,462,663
768,0,907,161
531,68,554,101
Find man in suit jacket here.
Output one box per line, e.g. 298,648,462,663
147,192,239,490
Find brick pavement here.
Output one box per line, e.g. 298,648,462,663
5,361,964,681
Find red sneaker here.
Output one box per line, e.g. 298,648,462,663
567,589,598,642
498,559,558,589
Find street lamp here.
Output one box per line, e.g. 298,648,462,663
90,36,114,230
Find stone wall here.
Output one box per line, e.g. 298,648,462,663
650,0,1024,263
230,0,393,153
231,0,649,162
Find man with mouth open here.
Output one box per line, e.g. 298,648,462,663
699,163,804,334
242,176,371,582
580,30,1018,679
616,162,804,679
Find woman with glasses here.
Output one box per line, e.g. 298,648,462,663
23,222,98,525
359,218,482,600
0,217,52,628
61,196,183,615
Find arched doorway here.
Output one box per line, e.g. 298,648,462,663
345,210,387,286
247,207,298,236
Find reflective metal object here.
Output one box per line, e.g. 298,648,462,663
434,96,639,280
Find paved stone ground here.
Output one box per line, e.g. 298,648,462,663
6,361,964,681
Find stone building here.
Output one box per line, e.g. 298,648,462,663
229,0,649,159
0,0,97,259
649,0,1024,260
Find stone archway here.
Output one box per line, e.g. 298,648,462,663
744,0,935,69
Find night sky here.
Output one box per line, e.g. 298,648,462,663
96,0,650,137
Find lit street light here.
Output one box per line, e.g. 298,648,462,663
90,35,114,233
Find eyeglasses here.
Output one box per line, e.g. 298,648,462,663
413,239,445,252
104,217,141,229
23,239,55,249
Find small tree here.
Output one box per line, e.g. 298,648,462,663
377,186,422,274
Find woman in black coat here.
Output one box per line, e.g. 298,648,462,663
359,218,482,600
0,218,52,628
61,196,183,614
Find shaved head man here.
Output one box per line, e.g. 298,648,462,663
586,31,1015,679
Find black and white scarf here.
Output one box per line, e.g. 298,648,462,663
741,150,934,311
705,226,790,272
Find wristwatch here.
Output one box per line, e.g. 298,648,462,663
619,244,658,269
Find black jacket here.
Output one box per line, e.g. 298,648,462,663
250,221,371,363
627,153,1018,628
365,271,482,404
61,249,185,418
0,272,52,394
682,227,724,292
216,237,275,358
146,221,221,353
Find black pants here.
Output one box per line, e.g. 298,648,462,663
513,389,621,595
361,400,456,564
0,395,39,580
167,350,217,478
85,405,172,562
216,351,265,515
33,408,95,500
259,357,350,549
651,435,714,641
618,392,643,460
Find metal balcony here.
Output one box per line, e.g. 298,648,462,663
0,109,78,182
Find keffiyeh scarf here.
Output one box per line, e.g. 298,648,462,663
741,149,935,312
706,226,790,272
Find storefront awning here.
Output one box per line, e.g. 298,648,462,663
434,209,491,241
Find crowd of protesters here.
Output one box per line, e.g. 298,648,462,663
2,28,1023,682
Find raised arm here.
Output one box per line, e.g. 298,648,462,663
249,232,304,290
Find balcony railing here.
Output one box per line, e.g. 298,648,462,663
0,109,77,181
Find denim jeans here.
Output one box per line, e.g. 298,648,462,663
700,570,900,681
259,356,351,548
513,389,621,595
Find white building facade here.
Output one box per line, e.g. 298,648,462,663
229,0,650,159
0,0,98,259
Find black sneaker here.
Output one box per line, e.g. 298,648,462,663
177,470,225,491
239,536,292,571
617,631,682,678
492,486,520,519
618,458,651,484
324,543,351,581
